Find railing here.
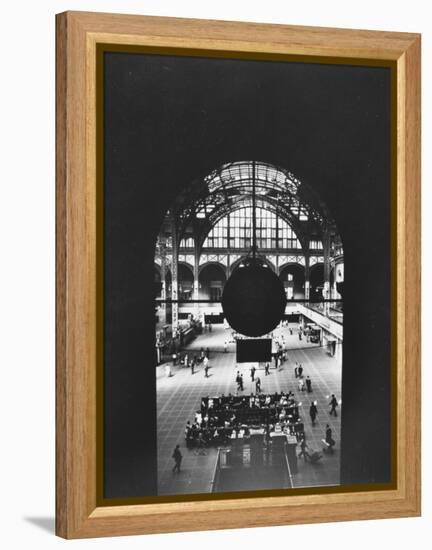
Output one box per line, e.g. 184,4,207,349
295,302,343,340
210,447,222,493
304,301,343,325
283,444,294,489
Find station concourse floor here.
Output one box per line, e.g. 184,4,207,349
156,324,342,496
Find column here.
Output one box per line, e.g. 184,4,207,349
323,229,331,315
329,260,336,300
304,254,310,300
159,239,167,325
193,243,200,320
171,219,179,336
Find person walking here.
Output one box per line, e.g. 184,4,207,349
203,356,209,377
309,401,318,425
298,438,308,461
185,422,193,448
325,424,335,451
305,376,312,392
250,365,256,382
329,394,338,416
236,370,241,388
298,378,305,392
265,362,270,376
255,377,261,394
190,360,194,375
294,363,299,378
206,347,210,359
172,444,182,473
239,374,244,391
298,365,303,378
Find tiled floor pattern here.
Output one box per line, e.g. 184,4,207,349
157,324,342,496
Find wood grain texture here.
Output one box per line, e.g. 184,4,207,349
67,10,419,59
56,11,98,537
55,11,68,538
55,11,421,539
403,36,421,514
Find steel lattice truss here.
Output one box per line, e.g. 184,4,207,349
160,161,342,253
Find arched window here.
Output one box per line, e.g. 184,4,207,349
202,207,301,250
309,239,323,250
180,237,194,248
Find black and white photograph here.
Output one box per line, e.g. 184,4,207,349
154,160,344,495
103,50,393,500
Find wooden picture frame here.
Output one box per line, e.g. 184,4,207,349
56,11,421,539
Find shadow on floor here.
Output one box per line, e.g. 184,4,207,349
24,517,55,534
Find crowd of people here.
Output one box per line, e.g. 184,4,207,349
179,395,338,463
181,389,304,450
170,349,340,459
168,321,340,472
176,365,340,465
169,347,212,377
